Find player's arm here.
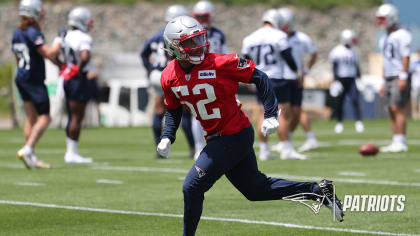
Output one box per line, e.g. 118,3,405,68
280,48,298,72
140,40,153,76
332,61,339,80
250,68,278,118
307,52,317,73
79,50,90,72
161,107,182,143
250,68,279,136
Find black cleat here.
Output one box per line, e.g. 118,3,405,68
318,179,344,222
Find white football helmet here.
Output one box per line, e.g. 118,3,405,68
68,7,94,33
192,0,215,28
262,9,282,29
19,0,43,21
277,8,294,31
165,4,189,22
164,16,209,65
340,29,357,46
376,3,399,28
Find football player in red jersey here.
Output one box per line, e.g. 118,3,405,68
157,16,344,235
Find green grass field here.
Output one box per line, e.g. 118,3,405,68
0,119,419,235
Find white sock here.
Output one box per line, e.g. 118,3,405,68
259,142,269,153
305,131,315,140
22,145,33,154
282,141,292,150
393,134,406,144
66,137,79,154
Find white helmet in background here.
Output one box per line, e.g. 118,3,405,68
261,9,282,29
68,7,94,33
192,0,215,28
164,16,209,64
277,7,294,31
19,0,43,21
376,3,399,28
340,29,357,46
165,4,189,22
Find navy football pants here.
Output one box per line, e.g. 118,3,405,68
182,125,319,236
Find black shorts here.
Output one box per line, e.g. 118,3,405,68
270,79,303,106
64,73,89,103
15,79,50,114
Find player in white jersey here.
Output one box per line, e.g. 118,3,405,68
56,7,94,163
191,0,228,159
328,29,364,134
242,9,305,160
376,3,411,152
409,50,420,120
275,8,319,153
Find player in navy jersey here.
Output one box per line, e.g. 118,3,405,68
140,4,195,159
12,0,62,169
328,29,364,134
157,16,344,236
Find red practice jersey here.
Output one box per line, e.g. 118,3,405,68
161,53,255,137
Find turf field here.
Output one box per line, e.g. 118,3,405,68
0,119,419,236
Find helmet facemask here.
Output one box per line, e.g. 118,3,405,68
176,29,209,64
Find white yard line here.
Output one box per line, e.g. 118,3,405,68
338,171,367,177
14,182,45,187
96,179,123,184
90,165,420,187
0,200,417,236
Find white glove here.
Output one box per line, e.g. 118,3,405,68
261,117,279,137
157,138,171,158
329,80,343,97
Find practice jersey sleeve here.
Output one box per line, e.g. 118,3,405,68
27,27,45,48
399,31,412,57
161,70,181,110
219,54,255,83
79,34,92,51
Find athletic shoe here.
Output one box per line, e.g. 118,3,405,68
270,142,284,152
259,150,276,161
31,153,51,169
280,149,307,160
65,153,93,163
355,121,365,133
334,123,344,134
318,179,344,222
298,139,319,152
380,142,408,153
17,148,35,170
155,152,167,159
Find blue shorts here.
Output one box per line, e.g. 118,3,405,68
15,79,50,114
64,73,89,103
257,79,303,106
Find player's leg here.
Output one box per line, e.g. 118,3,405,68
191,117,205,160
64,78,92,163
17,83,51,169
349,79,364,132
381,78,409,152
182,134,238,235
225,126,344,220
334,79,348,133
298,111,319,152
181,109,195,158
